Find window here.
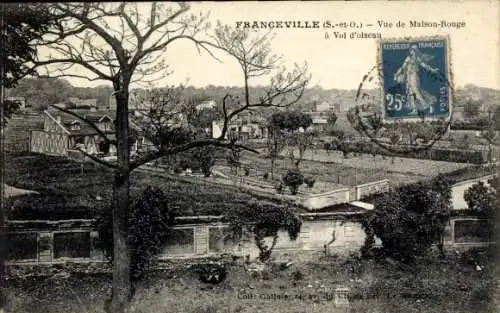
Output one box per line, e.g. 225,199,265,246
7,233,37,261
53,232,91,259
209,227,235,253
162,228,195,255
454,219,493,243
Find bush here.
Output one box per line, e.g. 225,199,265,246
291,269,304,281
244,167,250,176
96,186,177,283
304,177,315,188
282,168,304,195
195,262,227,284
362,177,452,263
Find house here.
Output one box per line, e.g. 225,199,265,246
196,100,217,111
6,96,29,111
212,119,268,140
30,109,117,157
67,97,99,109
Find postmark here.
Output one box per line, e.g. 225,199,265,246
349,35,456,154
378,36,452,121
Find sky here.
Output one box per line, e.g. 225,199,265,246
40,1,500,90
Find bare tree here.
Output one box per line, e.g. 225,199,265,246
211,22,310,137
29,4,309,312
481,108,497,165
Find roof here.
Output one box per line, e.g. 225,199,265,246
45,109,116,136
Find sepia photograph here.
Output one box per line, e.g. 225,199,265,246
0,1,499,313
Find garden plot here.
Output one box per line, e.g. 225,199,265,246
236,151,429,187
280,148,473,176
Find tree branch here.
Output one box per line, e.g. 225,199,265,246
74,147,118,169
129,140,258,172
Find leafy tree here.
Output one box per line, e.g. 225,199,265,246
97,186,177,307
464,178,497,220
1,4,54,311
266,122,285,180
481,109,497,164
1,4,54,89
463,99,481,119
362,177,452,262
226,202,301,262
268,110,312,132
456,134,471,150
326,111,338,134
282,168,304,195
287,130,315,167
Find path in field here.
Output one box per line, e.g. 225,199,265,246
4,184,39,198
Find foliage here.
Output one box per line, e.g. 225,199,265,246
96,186,177,282
463,99,482,119
464,177,498,220
282,168,304,195
266,120,285,179
455,134,471,150
304,177,316,188
194,262,227,284
2,99,21,127
286,131,315,167
1,4,54,89
2,3,54,126
362,176,452,263
268,110,312,132
225,202,301,262
326,111,338,134
166,145,219,177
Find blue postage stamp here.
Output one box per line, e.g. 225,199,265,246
379,36,452,120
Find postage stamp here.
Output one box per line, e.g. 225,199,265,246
378,36,452,121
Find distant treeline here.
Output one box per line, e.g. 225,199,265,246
324,141,485,164
7,77,499,116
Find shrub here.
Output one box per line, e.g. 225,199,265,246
291,269,304,281
195,262,227,284
244,167,250,176
96,186,177,283
282,168,304,195
361,177,452,263
226,202,302,262
275,182,283,194
263,172,269,180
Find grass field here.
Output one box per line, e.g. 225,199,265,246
4,153,289,219
5,249,497,313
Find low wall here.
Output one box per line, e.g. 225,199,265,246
6,216,493,266
354,180,390,200
295,189,351,211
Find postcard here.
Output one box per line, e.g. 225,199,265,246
1,1,498,313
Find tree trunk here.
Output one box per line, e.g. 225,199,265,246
270,158,274,180
0,66,6,313
110,76,131,313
